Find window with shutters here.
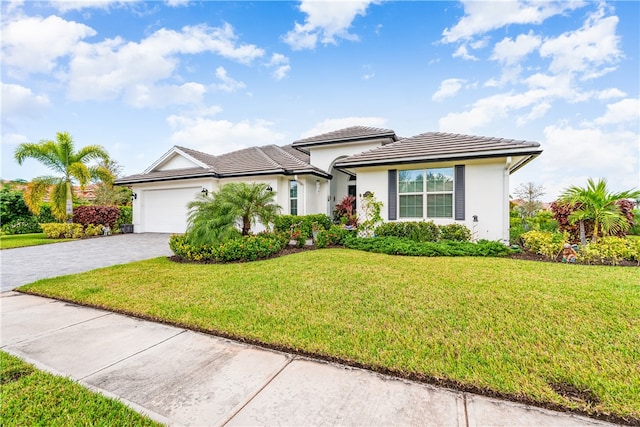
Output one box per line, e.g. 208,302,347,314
398,167,454,219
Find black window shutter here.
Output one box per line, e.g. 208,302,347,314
455,165,465,220
388,169,397,220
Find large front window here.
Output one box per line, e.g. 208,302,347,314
289,180,298,216
399,168,454,218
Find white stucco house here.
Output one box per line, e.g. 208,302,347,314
115,126,542,242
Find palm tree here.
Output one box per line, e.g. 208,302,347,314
558,178,640,244
14,132,110,221
186,182,280,245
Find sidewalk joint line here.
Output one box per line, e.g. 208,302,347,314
79,329,187,381
219,356,294,426
463,394,470,427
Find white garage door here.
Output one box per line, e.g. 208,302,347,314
143,187,201,233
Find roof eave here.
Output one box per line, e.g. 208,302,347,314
334,148,543,169
292,133,396,148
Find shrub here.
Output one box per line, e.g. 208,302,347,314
510,223,526,246
521,230,567,260
84,224,104,237
629,209,640,235
315,225,356,248
1,217,42,235
375,221,441,242
73,206,121,228
274,214,332,238
115,206,133,232
37,204,58,223
333,195,357,226
578,236,640,265
439,223,472,242
344,236,511,257
0,187,32,225
40,223,84,239
169,232,288,262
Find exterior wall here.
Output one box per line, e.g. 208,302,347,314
352,158,511,243
307,139,388,172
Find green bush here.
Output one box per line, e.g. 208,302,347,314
84,224,104,237
375,221,441,242
115,206,133,232
40,223,84,239
1,217,42,235
315,225,357,248
510,223,526,246
439,223,472,242
578,236,640,265
344,236,511,257
169,232,288,262
521,230,567,260
274,214,332,238
37,204,58,224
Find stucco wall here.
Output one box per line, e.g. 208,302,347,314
156,154,199,171
352,158,511,242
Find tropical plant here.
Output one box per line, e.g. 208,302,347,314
334,195,357,226
92,158,132,206
557,178,640,244
14,132,111,221
185,182,280,245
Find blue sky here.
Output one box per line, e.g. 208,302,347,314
2,0,638,200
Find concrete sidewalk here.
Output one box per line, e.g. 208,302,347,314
1,292,615,427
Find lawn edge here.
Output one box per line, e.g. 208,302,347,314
16,289,638,426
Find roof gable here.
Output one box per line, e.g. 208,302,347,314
143,146,211,174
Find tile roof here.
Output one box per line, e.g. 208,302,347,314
335,132,542,168
115,144,330,185
292,126,397,147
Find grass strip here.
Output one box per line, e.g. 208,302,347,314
0,351,160,426
19,249,640,422
0,233,73,249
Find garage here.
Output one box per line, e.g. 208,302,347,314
142,187,201,233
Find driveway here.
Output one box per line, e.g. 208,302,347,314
0,233,173,292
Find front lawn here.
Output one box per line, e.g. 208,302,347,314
0,351,160,426
19,250,639,423
0,233,74,249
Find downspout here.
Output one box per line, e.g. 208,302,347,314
503,157,512,244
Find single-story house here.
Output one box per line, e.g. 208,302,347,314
115,126,542,242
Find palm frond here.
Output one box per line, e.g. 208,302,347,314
23,177,59,215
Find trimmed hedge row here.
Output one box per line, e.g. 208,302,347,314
169,232,288,262
344,236,512,257
40,223,105,238
374,221,472,242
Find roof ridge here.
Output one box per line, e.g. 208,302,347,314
254,146,284,170
270,144,311,167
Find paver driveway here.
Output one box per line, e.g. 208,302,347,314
0,233,172,291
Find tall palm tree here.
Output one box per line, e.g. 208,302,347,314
14,132,111,221
558,178,640,244
186,182,280,245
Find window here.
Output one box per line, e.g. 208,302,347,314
289,180,298,216
398,168,454,219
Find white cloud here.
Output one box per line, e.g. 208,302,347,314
300,116,388,139
594,98,640,125
441,0,584,44
539,8,622,78
0,132,29,146
432,78,466,101
211,67,246,93
2,15,96,75
125,82,206,108
66,23,263,103
283,0,378,50
167,114,285,154
596,88,626,100
52,0,137,13
166,0,189,7
452,45,478,61
267,53,291,80
539,124,639,198
491,31,541,65
1,82,51,118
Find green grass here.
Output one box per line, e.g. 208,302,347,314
0,351,160,426
19,249,640,421
0,233,73,249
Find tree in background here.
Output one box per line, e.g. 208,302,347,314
513,182,545,220
557,178,640,244
92,158,132,206
14,132,111,221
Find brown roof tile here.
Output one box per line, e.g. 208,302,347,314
292,126,397,147
335,132,542,167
